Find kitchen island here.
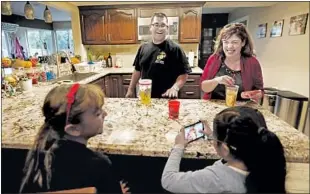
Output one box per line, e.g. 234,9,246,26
2,68,309,163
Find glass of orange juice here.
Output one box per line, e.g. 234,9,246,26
225,85,239,107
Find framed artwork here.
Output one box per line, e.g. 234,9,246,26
257,23,267,38
289,13,309,35
270,19,284,37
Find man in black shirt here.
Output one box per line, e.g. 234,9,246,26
125,13,192,98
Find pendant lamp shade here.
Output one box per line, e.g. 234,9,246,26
44,6,52,23
1,1,12,16
24,1,34,20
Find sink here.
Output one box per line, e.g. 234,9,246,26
54,72,98,83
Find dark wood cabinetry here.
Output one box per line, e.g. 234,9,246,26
107,9,137,44
91,73,201,99
179,75,201,99
80,8,136,45
80,10,107,45
179,7,202,43
79,3,203,45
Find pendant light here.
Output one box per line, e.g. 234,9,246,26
44,5,52,23
1,1,12,16
24,1,34,20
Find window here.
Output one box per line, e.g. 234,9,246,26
55,29,74,53
2,31,10,58
27,29,54,57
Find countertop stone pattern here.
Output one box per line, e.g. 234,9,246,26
2,68,309,163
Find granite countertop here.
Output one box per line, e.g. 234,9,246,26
2,67,309,163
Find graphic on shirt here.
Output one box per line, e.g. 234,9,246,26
155,51,166,65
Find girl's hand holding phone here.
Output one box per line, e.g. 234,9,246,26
200,120,213,136
174,127,188,148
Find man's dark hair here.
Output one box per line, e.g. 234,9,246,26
151,12,168,24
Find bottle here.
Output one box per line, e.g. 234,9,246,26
107,53,113,68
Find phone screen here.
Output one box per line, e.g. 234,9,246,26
184,121,204,142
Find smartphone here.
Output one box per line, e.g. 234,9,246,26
184,121,205,143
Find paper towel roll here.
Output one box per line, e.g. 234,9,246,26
188,51,194,67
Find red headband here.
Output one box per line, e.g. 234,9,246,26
66,83,80,125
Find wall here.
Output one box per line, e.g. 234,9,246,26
1,14,53,30
86,43,199,68
40,1,86,60
53,21,72,30
229,2,309,97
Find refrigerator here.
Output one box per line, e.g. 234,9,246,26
198,14,229,70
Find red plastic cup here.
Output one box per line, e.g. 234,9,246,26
168,100,180,119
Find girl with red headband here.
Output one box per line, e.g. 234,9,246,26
19,83,129,193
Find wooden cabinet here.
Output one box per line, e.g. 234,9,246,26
179,75,201,99
179,7,202,43
109,75,123,97
91,73,201,99
80,8,136,45
80,10,107,45
107,9,137,44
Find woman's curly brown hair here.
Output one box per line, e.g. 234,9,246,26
213,23,255,59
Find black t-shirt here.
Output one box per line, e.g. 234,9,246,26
21,139,123,193
133,39,192,98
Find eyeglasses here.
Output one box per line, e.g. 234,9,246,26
151,23,167,29
206,134,237,151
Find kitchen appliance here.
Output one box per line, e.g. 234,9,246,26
274,91,308,130
262,87,280,113
137,16,179,41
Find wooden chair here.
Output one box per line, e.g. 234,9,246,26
44,187,96,194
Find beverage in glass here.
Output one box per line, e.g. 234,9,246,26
138,79,152,106
225,85,239,107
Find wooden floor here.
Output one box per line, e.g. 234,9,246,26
286,163,309,193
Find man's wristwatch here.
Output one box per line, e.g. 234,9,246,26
172,85,179,91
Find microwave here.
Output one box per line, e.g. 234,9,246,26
137,17,179,41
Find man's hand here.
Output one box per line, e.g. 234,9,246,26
125,89,135,98
162,87,178,98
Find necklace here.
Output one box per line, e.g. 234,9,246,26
222,63,240,79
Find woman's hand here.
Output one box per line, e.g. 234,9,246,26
214,75,235,86
241,90,263,103
174,128,189,148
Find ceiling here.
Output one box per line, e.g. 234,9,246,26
10,1,71,22
202,7,236,14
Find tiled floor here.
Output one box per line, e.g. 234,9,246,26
286,163,309,193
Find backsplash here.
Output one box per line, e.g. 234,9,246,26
86,42,198,68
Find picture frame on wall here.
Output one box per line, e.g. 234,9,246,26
289,13,309,36
230,16,249,27
270,19,284,37
257,23,267,38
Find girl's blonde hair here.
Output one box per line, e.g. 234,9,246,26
19,84,104,192
213,23,255,59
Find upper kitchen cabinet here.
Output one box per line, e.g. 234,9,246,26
107,9,137,44
179,7,202,43
80,10,108,45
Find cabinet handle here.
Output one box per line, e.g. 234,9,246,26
185,92,194,95
124,79,131,82
187,79,195,82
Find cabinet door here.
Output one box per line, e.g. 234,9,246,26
104,76,111,97
80,10,107,45
107,9,137,44
110,75,123,97
179,7,201,43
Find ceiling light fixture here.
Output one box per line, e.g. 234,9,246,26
44,5,52,23
1,1,12,16
24,1,34,20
